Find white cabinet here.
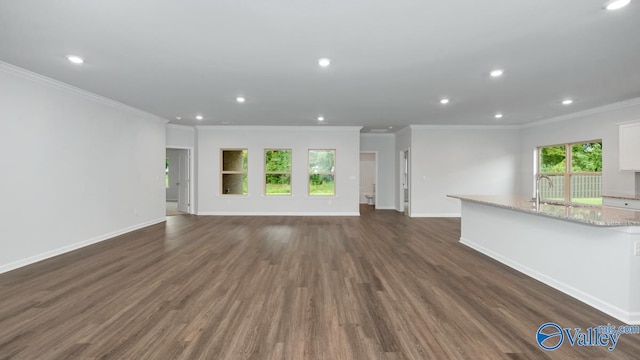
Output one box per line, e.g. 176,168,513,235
619,122,640,171
602,197,640,211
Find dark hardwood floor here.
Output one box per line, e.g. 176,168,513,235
1,205,639,359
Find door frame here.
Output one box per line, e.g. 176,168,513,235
166,146,195,214
359,151,379,208
399,148,410,216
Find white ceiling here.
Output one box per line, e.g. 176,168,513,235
1,0,639,132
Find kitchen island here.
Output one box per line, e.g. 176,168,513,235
448,195,640,325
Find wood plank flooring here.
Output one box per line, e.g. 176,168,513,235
1,205,639,359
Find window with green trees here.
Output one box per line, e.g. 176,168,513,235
308,149,335,195
221,149,248,195
265,149,292,195
538,141,602,205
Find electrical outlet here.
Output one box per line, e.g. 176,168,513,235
635,242,640,257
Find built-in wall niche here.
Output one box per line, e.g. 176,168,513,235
221,149,248,195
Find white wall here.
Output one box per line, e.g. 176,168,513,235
166,124,195,148
410,126,520,217
360,134,396,209
0,62,167,274
166,149,180,201
394,127,411,212
518,100,640,197
196,126,361,215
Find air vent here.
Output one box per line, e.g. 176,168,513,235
369,129,388,133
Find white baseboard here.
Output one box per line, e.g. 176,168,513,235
0,217,166,275
374,206,396,210
196,211,360,216
410,212,460,218
460,237,638,325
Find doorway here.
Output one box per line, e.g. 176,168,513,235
166,148,192,215
359,152,377,207
400,149,410,215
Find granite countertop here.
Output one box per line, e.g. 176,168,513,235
602,194,640,201
448,194,640,227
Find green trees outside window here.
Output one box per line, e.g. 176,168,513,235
265,149,292,195
539,141,602,205
309,149,335,195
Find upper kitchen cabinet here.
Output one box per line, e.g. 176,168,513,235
619,122,640,171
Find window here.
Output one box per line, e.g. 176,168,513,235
308,149,335,195
265,149,292,195
221,149,248,195
538,141,602,205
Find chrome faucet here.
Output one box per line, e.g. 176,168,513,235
535,174,553,208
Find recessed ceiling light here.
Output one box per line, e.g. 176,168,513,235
236,97,245,103
67,55,84,64
603,0,631,10
176,116,182,120
388,126,393,129
318,58,331,67
317,116,325,121
196,115,203,120
495,113,503,119
490,69,504,77
562,99,573,105
221,121,231,125
440,98,450,105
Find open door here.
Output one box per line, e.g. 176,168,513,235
177,150,190,213
401,149,410,216
359,152,377,206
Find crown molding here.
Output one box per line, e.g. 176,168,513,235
394,126,411,137
195,125,363,131
0,60,168,124
410,124,519,130
360,132,395,137
167,123,195,131
616,119,640,126
520,97,640,129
